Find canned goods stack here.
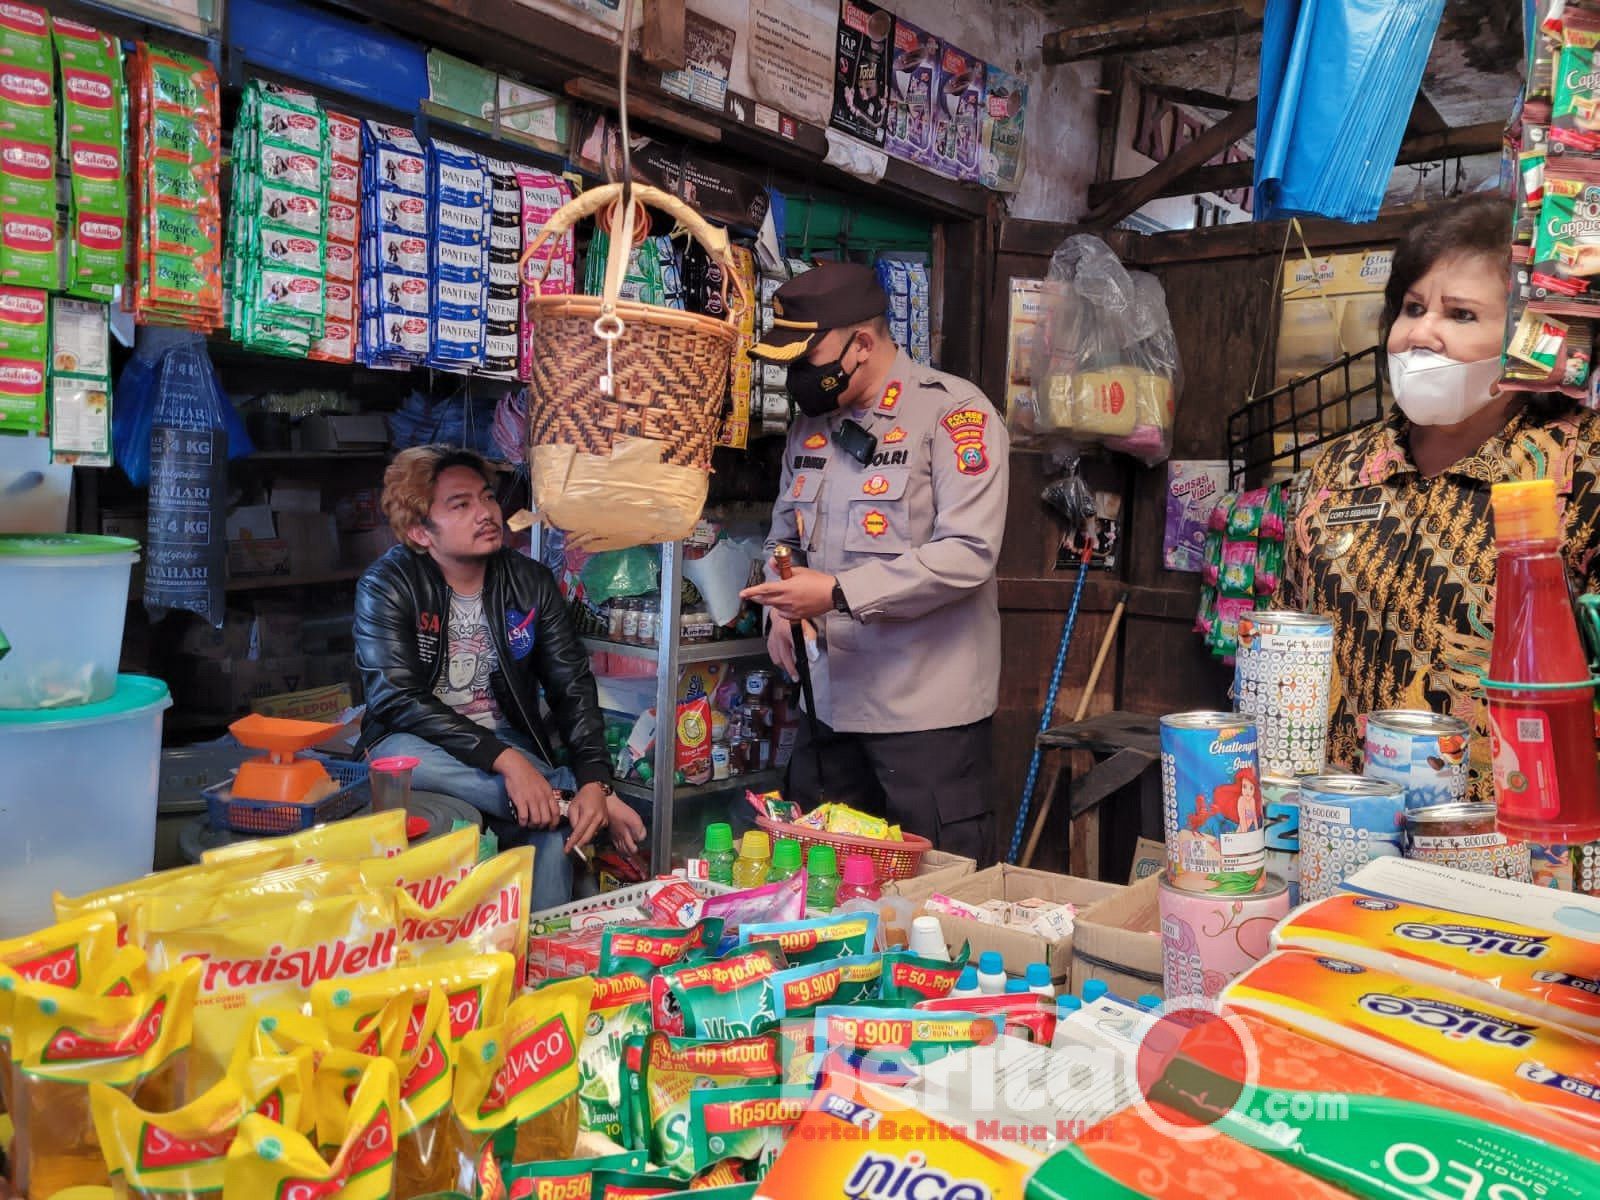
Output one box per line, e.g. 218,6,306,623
1298,774,1406,902
1405,803,1532,882
1233,610,1335,778
1361,709,1471,810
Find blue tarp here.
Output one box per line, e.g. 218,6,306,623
227,0,428,111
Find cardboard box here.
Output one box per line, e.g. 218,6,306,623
251,682,354,723
921,865,1124,984
268,482,322,514
227,538,291,578
276,511,341,576
299,414,389,452
174,656,310,715
1128,837,1166,885
1072,871,1163,998
885,849,978,901
342,524,397,567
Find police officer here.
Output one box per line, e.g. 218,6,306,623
740,263,1008,862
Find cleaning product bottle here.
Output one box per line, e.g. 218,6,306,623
976,951,1007,996
703,822,737,886
732,831,772,888
1025,963,1055,998
950,966,982,1000
1488,479,1600,844
835,854,882,911
768,838,803,882
1052,995,1085,1051
1005,978,1029,994
806,845,840,911
1082,980,1108,1005
908,916,950,961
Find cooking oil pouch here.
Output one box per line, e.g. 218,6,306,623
651,947,785,1041
600,920,723,978
876,946,971,1005
395,847,533,980
54,858,288,943
89,1047,312,1198
231,1008,333,1070
621,1034,647,1151
225,1056,399,1200
144,891,400,1092
809,1006,1000,1087
312,953,517,1050
577,973,652,1142
736,914,878,965
642,1033,782,1179
769,960,846,1022
361,827,479,909
365,989,470,1197
202,809,409,867
505,1153,646,1200
688,1085,807,1179
128,861,369,943
453,976,593,1169
592,1169,687,1200
0,911,119,1008
312,1047,384,1153
9,960,201,1200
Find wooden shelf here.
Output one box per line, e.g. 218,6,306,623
225,567,365,592
246,450,390,461
614,767,781,806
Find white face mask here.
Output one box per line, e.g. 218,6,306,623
1386,348,1503,426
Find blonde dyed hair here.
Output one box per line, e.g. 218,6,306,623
381,444,494,551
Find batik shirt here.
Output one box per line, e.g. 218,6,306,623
1284,404,1600,800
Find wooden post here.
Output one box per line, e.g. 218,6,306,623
1085,103,1256,227
640,0,687,71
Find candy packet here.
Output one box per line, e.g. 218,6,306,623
737,913,879,965
312,953,518,1049
395,846,534,978
453,976,593,1169
578,973,653,1143
688,1085,807,1180
506,1153,647,1200
202,809,408,867
225,1056,399,1200
601,920,724,978
876,946,971,1005
642,1033,782,1179
651,946,785,1040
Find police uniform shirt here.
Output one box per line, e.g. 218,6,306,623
765,348,1009,733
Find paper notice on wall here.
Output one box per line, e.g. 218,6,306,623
661,11,738,110
748,0,834,126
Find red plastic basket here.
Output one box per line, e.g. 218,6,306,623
755,816,931,883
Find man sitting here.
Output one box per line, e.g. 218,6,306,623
354,444,644,910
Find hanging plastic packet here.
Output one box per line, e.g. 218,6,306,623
505,1153,647,1200
225,1056,399,1200
1553,13,1600,157
360,120,431,366
600,920,724,978
737,913,878,965
515,167,573,381
54,855,290,944
876,946,971,1005
689,1085,808,1181
395,846,534,979
578,973,653,1143
480,157,522,379
311,953,518,1050
0,3,54,292
203,809,409,867
1533,160,1600,310
651,945,786,1040
360,826,478,908
53,17,127,299
127,860,368,943
642,1033,783,1179
426,138,488,372
810,1005,1000,1087
143,891,400,1093
8,960,202,1199
453,976,593,1169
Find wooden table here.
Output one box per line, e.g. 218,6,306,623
1036,711,1164,880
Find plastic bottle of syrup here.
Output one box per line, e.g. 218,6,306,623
950,966,982,1000
806,845,840,912
768,838,803,883
703,822,737,886
1487,479,1600,844
835,854,882,909
732,831,773,888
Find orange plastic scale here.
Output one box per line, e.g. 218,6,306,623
227,714,343,804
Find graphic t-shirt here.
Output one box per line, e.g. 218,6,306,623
434,589,504,730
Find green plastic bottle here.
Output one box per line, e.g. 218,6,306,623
806,844,840,911
731,831,772,889
704,822,737,886
768,837,803,882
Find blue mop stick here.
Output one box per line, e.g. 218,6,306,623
1007,540,1094,865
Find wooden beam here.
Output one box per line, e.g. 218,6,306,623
1119,202,1441,267
1086,118,1504,210
1144,83,1249,112
1044,2,1260,64
640,0,686,71
1085,101,1256,226
1406,89,1449,137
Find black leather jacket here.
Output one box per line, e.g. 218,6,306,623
353,544,612,787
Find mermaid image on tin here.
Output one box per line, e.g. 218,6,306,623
1187,768,1262,837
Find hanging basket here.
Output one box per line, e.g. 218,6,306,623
520,182,750,551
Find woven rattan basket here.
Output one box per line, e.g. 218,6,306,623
520,182,749,550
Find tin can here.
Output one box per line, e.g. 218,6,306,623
1527,840,1600,895
1160,874,1290,1000
1160,711,1266,894
1262,774,1301,905
1404,803,1531,882
1234,610,1335,778
1298,774,1406,902
1362,710,1471,811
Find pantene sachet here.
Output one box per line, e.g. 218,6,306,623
371,988,471,1196
128,860,369,943
54,857,288,944
310,953,516,1049
1274,892,1600,1035
9,960,202,1200
360,826,478,908
202,809,408,868
395,847,534,978
145,891,399,1092
454,977,593,1167
89,1048,313,1199
225,1056,399,1200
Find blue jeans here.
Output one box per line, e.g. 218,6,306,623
369,729,575,913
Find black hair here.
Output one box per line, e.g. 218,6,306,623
1381,194,1513,345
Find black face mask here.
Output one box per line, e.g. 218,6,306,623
787,338,859,417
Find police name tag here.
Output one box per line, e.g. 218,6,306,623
1326,501,1387,527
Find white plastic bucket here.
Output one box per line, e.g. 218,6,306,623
0,533,139,708
0,675,171,936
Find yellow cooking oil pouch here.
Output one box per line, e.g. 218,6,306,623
55,857,289,945
361,826,479,908
454,977,593,1168
94,942,153,999
89,1047,312,1199
311,953,517,1051
9,959,201,1199
231,1008,334,1075
367,988,471,1197
203,809,409,868
224,1056,399,1200
128,861,369,944
396,848,534,979
144,892,399,1093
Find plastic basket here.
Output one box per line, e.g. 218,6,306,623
204,755,369,836
529,876,734,933
756,816,931,883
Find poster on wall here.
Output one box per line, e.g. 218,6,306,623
661,11,738,110
884,15,938,167
933,43,985,181
747,0,834,126
830,0,891,146
980,66,1027,192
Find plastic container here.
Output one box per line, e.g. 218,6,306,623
950,966,982,999
1026,962,1055,997
1052,996,1085,1050
1005,978,1029,994
805,844,839,911
768,837,803,882
369,755,418,813
732,831,772,888
1082,980,1109,1005
704,822,737,886
909,915,950,961
977,950,1007,996
0,675,170,937
0,534,139,709
836,853,882,904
